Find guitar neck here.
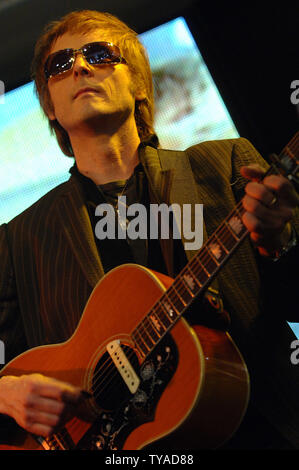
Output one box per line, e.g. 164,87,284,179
131,132,299,359
131,201,248,358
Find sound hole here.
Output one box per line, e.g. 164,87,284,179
91,344,139,411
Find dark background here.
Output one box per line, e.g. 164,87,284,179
0,0,298,159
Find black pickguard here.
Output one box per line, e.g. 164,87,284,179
77,334,178,450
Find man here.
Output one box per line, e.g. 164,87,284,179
0,10,298,449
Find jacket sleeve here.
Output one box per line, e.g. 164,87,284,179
0,224,29,443
231,138,299,323
0,224,28,367
186,137,299,323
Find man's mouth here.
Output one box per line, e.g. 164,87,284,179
74,87,99,99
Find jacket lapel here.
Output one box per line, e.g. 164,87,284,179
140,145,206,269
57,176,105,288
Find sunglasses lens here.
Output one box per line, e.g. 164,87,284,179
45,50,73,79
44,43,124,79
84,43,122,65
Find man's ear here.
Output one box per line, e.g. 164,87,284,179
43,94,56,121
134,88,147,102
45,106,56,121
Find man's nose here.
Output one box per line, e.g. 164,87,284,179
72,52,93,76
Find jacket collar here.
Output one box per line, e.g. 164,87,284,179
140,144,204,263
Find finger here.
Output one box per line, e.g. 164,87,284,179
247,231,276,251
27,422,56,438
241,166,299,207
37,380,83,404
244,181,277,208
242,195,272,225
262,175,299,207
19,409,62,436
242,194,293,224
29,400,77,432
242,211,280,236
28,409,62,427
240,164,267,182
29,396,66,415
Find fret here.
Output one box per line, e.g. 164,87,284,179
149,309,168,333
206,244,221,265
185,265,203,289
132,329,148,356
191,256,210,284
235,206,247,225
137,325,153,351
159,295,178,323
194,255,211,276
214,231,229,253
156,302,172,328
179,275,196,298
52,434,67,450
147,311,164,337
44,438,58,450
144,316,160,342
208,233,228,263
165,292,180,319
172,279,192,306
36,437,52,450
138,321,156,349
45,432,69,450
224,220,240,241
227,213,246,238
167,286,186,312
219,222,239,250
199,246,218,274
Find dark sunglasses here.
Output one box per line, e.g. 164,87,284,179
44,41,127,81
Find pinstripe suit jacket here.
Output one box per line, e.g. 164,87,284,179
1,137,299,446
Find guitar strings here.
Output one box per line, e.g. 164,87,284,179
48,134,299,448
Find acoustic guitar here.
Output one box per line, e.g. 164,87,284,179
0,133,298,450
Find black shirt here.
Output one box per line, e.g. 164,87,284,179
69,162,170,275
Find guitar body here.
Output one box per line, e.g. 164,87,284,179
0,264,249,450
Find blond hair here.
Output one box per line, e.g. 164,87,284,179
31,10,155,156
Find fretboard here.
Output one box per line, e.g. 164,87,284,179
131,201,247,358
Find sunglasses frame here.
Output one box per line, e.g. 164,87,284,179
44,41,127,81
